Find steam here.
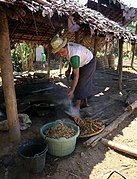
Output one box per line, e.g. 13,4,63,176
62,98,80,117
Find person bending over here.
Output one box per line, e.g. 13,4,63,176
50,35,96,109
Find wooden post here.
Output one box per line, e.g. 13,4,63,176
104,42,108,56
28,42,33,72
0,11,21,142
18,43,25,71
93,35,98,57
118,38,124,92
59,58,62,75
47,44,51,77
75,31,78,43
131,42,135,68
33,43,36,67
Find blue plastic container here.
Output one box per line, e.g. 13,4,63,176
40,120,80,157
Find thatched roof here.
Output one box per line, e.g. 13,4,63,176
87,0,137,26
0,0,137,44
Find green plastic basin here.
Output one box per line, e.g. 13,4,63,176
40,120,80,157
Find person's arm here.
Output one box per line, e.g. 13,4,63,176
68,68,79,97
68,56,80,98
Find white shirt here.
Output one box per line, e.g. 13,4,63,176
67,42,93,67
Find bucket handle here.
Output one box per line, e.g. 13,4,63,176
40,128,46,138
34,154,39,158
40,120,62,139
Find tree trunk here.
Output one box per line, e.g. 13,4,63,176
0,11,21,142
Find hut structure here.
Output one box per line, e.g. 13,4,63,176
0,0,137,142
86,0,137,70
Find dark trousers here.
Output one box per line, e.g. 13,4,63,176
73,57,96,100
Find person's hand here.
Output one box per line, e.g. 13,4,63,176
68,90,74,98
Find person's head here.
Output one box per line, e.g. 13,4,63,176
50,35,68,58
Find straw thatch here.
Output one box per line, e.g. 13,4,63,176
0,0,137,45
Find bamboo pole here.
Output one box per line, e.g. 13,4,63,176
0,11,20,142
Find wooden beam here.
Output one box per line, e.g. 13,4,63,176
0,11,21,142
118,38,124,92
101,138,137,158
10,22,20,38
0,5,26,20
39,27,50,42
83,100,137,147
0,5,18,20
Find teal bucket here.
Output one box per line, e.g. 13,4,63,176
18,139,48,173
40,120,80,157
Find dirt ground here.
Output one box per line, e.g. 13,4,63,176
0,65,137,179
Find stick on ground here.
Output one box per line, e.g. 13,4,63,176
101,138,137,158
